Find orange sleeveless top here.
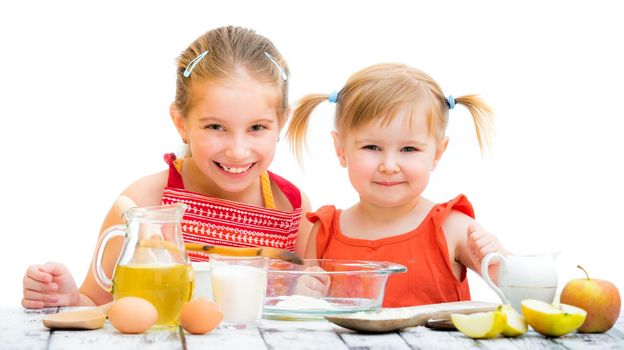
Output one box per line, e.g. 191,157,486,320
307,195,473,307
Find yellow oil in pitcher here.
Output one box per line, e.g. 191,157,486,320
112,264,194,327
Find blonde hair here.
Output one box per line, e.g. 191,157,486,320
287,63,494,161
174,26,289,125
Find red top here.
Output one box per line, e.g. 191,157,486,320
161,153,302,261
307,195,473,307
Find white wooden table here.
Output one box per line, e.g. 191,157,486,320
1,307,623,349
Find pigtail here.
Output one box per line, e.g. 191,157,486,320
454,95,495,153
286,94,330,164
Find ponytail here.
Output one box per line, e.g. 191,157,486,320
453,95,495,153
286,94,331,163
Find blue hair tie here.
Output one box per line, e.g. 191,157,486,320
447,95,456,110
328,91,339,104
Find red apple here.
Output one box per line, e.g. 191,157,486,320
559,265,621,333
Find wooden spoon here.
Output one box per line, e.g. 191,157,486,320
42,302,113,330
184,242,304,265
137,239,303,265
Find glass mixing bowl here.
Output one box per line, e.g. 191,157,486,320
264,259,406,318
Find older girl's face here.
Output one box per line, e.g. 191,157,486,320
334,106,448,208
174,76,282,195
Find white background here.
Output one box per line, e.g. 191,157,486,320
1,0,622,307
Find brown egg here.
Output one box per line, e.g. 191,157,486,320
180,298,223,334
108,297,158,334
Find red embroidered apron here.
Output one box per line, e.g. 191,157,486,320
161,153,302,261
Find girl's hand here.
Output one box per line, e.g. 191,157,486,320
22,262,80,308
467,223,509,284
467,223,507,263
293,266,330,298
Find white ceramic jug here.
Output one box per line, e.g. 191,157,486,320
481,252,559,312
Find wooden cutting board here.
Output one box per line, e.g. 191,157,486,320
325,301,499,333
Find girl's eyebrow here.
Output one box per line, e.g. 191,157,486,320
354,139,378,145
403,140,428,147
196,116,277,125
197,116,224,123
252,118,277,124
354,138,428,146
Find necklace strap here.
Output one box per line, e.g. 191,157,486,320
260,171,276,209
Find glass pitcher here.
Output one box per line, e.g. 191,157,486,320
481,251,559,313
93,203,194,327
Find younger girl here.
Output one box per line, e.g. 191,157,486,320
287,63,508,307
22,26,312,308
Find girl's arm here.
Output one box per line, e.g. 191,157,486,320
294,193,314,258
303,222,321,259
442,210,509,278
77,204,126,306
294,221,330,297
79,171,167,305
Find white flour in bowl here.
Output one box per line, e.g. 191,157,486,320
274,295,337,310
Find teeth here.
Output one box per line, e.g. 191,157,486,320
220,164,252,174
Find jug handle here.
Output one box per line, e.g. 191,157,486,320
92,225,126,292
481,252,510,305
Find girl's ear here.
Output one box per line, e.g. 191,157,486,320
432,136,449,170
170,103,188,141
331,131,347,168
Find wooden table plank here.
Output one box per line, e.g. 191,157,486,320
400,325,624,350
0,307,56,350
261,319,348,350
262,329,348,350
477,332,568,350
399,326,481,350
49,323,182,350
185,325,266,349
553,332,624,350
551,319,624,350
400,327,583,350
339,332,411,350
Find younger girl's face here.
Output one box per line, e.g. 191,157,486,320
175,77,282,195
334,106,447,208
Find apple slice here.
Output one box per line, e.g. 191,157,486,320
451,309,506,339
521,299,587,337
499,305,528,337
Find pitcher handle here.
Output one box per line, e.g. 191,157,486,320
481,252,510,305
92,224,126,292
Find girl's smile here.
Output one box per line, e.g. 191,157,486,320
213,161,256,175
373,180,406,187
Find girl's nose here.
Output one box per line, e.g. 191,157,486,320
379,161,400,174
224,135,251,160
